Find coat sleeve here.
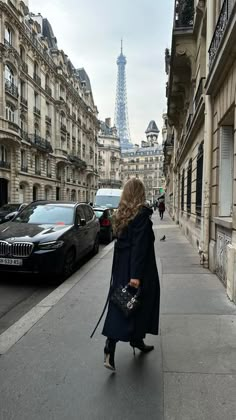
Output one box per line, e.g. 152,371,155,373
130,213,152,281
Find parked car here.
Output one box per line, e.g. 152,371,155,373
0,201,100,279
0,203,27,224
94,207,113,243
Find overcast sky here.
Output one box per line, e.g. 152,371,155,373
29,0,174,144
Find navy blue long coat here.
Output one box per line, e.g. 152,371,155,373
102,206,160,342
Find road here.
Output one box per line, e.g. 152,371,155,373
0,243,107,335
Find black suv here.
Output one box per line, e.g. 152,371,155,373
0,201,100,278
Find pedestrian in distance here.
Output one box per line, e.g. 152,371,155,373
101,178,160,371
158,200,165,220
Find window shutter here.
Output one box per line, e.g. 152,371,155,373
219,126,233,216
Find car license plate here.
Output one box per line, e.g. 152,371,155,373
0,258,23,266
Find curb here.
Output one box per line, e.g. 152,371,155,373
0,241,114,355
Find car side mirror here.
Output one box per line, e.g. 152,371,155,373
80,218,86,226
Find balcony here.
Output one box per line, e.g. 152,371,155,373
60,123,67,133
0,161,10,169
174,0,194,28
5,79,18,98
20,129,29,142
8,121,19,133
4,38,12,48
33,73,41,87
47,173,52,178
35,169,41,176
20,96,28,107
45,116,52,124
193,77,205,112
29,135,53,153
21,61,28,74
68,154,87,170
33,107,41,116
167,2,195,127
45,85,52,96
206,0,236,94
21,165,28,173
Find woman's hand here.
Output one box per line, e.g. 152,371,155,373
129,278,140,288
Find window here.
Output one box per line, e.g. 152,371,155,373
187,159,192,214
5,26,13,45
35,156,41,175
219,126,234,216
21,150,27,171
196,143,204,217
46,160,51,177
182,173,186,211
82,144,85,158
0,145,7,162
20,45,25,61
82,205,94,222
5,64,14,84
6,103,15,122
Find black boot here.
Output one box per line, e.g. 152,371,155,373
104,338,116,371
130,339,154,355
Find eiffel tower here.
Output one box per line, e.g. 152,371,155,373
114,41,133,150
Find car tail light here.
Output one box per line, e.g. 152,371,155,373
101,218,111,227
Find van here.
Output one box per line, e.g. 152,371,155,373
94,188,122,209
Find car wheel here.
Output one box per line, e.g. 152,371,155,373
92,234,99,255
62,248,76,279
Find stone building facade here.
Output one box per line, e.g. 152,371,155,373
121,121,164,202
0,0,99,207
164,0,236,302
97,118,122,189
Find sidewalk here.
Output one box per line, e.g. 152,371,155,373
0,213,236,420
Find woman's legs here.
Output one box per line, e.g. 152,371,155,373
104,338,117,371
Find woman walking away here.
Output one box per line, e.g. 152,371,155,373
158,200,165,220
102,178,160,371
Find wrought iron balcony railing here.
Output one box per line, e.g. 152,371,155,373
21,165,28,173
35,169,41,176
5,79,18,98
45,116,51,124
22,61,28,74
8,121,19,132
0,161,10,169
209,0,235,68
33,73,41,86
20,96,28,107
193,77,205,111
174,0,194,28
20,129,29,141
29,135,53,153
45,85,52,96
4,38,12,48
60,123,67,132
33,106,41,116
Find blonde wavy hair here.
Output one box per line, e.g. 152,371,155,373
114,178,146,235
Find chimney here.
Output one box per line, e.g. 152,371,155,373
105,118,111,128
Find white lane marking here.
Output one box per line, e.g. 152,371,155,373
0,242,114,355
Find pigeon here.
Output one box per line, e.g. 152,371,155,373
160,235,166,241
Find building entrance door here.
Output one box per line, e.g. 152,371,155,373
0,178,8,206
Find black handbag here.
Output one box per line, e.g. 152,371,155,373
110,284,141,318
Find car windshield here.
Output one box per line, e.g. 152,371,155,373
94,210,104,218
95,196,120,208
1,204,19,212
14,204,74,225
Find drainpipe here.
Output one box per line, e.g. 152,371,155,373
201,0,215,267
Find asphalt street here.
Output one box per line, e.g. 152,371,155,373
0,212,235,420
